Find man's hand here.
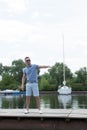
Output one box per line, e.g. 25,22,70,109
21,85,24,91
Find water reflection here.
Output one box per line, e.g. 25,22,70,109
40,94,58,109
58,95,71,109
0,94,26,109
0,93,87,109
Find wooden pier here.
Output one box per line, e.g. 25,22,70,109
0,108,87,130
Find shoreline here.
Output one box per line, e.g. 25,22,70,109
40,90,87,94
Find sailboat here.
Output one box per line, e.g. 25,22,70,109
57,34,72,94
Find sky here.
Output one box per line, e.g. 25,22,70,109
0,0,87,74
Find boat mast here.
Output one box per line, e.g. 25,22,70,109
62,34,66,86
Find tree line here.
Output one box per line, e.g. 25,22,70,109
0,59,87,91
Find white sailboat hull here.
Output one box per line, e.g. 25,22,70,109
57,86,72,95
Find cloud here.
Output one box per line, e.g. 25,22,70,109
0,20,26,41
0,0,87,74
0,0,30,15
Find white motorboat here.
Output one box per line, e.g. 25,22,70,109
0,89,20,94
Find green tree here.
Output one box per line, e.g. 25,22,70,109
0,59,26,90
40,77,50,90
75,67,87,86
11,59,26,83
0,73,18,90
49,62,72,86
0,63,3,75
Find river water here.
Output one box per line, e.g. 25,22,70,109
0,92,87,109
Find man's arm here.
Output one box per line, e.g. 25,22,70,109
21,74,26,91
38,65,51,69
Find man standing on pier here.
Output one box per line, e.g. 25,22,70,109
21,56,50,114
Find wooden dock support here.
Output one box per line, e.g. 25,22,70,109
0,109,87,130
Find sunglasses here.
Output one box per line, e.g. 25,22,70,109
26,59,31,62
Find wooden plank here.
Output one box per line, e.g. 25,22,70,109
0,108,87,119
0,109,87,130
